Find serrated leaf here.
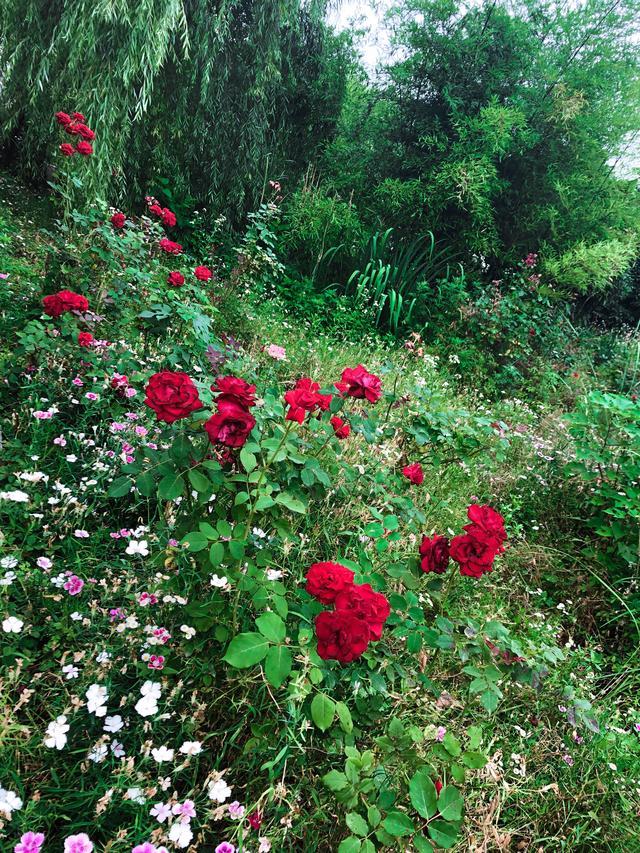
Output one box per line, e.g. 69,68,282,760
223,633,270,668
336,701,353,734
382,811,414,837
158,473,184,500
188,468,210,492
409,768,438,819
275,492,306,513
337,838,361,853
264,644,292,688
240,448,258,472
462,750,487,769
256,612,286,643
322,770,348,792
438,786,463,822
311,693,336,732
346,813,368,837
428,818,461,848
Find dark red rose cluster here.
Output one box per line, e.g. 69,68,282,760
205,375,257,448
55,110,95,156
419,504,506,579
144,371,204,424
42,289,89,318
306,562,390,663
284,377,332,424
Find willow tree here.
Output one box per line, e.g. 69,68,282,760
0,0,346,220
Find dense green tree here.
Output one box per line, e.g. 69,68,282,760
0,0,349,222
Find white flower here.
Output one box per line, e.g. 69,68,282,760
0,787,23,816
89,743,109,763
135,682,160,718
0,490,30,503
3,616,24,633
0,556,18,569
208,778,232,803
0,571,16,587
44,715,69,749
210,573,228,588
62,664,79,679
86,683,108,716
151,745,174,763
104,715,124,733
141,680,162,698
17,471,47,483
36,556,53,569
111,740,125,757
65,454,78,462
70,611,84,621
96,651,111,664
266,569,282,581
179,740,202,756
125,787,146,804
180,624,196,639
126,539,149,556
74,529,90,538
168,822,193,848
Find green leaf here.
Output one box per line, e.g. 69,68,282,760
108,476,132,497
181,531,209,553
311,693,336,732
209,542,225,566
136,471,155,496
346,813,369,837
158,473,184,500
223,633,270,668
409,768,438,819
275,492,306,514
337,838,361,853
254,495,275,510
264,645,292,688
438,786,463,822
256,612,286,643
382,812,414,837
228,540,245,560
428,819,461,848
240,448,258,472
336,701,353,734
467,725,483,749
462,750,487,769
360,841,375,853
413,837,432,853
479,688,500,713
443,732,462,756
188,468,210,493
367,805,381,828
322,770,348,792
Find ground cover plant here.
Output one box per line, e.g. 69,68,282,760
1,116,640,852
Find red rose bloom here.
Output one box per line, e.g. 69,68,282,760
55,111,72,126
330,416,350,439
76,124,95,141
158,238,183,255
59,143,75,156
419,534,450,574
464,504,507,548
42,290,89,317
42,293,65,317
402,462,424,485
205,397,256,448
305,561,355,604
194,265,213,281
75,140,93,156
284,377,332,423
111,373,129,390
167,271,185,287
77,332,93,347
340,364,382,403
110,212,126,229
144,371,203,424
65,122,82,135
449,531,498,578
149,203,163,217
72,112,86,121
334,583,390,641
315,610,370,663
161,208,177,227
212,376,257,408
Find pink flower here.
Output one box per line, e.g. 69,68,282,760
435,726,446,742
85,392,99,401
215,845,235,853
132,845,158,853
228,800,245,819
64,834,94,853
172,799,196,820
14,832,45,853
266,344,286,361
562,754,574,766
150,802,172,823
64,575,84,596
148,655,165,670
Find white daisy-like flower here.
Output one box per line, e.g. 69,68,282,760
103,715,124,733
62,664,79,679
179,740,202,756
0,787,23,816
2,616,24,633
126,539,149,556
44,715,70,749
168,822,193,848
86,683,108,716
208,777,232,803
151,745,174,763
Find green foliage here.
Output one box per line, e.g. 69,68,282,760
544,235,640,294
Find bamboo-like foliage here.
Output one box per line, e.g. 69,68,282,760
0,0,345,220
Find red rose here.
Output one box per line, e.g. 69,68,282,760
149,203,163,217
194,265,213,281
55,111,72,126
42,290,88,317
42,293,65,318
334,583,390,641
77,332,93,347
340,364,382,403
205,397,256,448
330,415,350,439
144,371,203,424
75,140,93,156
449,531,498,578
402,462,424,485
315,610,370,663
110,212,126,229
72,112,86,121
212,376,257,408
419,534,449,574
167,271,185,287
305,561,354,604
76,124,95,141
161,208,177,227
284,377,332,423
65,122,82,135
464,504,506,548
158,238,183,255
111,373,129,390
59,143,75,156
248,811,262,830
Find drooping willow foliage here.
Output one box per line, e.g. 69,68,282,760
0,0,348,220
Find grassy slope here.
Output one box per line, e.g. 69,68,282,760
1,170,639,851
